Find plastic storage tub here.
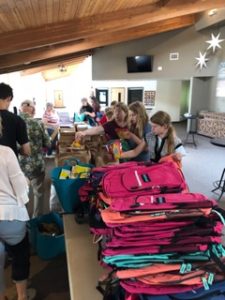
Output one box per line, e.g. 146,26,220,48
28,212,65,260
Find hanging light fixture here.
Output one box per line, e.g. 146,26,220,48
58,64,67,72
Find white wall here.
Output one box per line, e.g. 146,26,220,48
213,57,225,112
0,72,46,116
92,26,220,80
92,79,157,106
151,80,182,121
189,77,211,115
92,25,225,113
0,57,92,118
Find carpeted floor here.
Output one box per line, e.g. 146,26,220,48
175,121,225,204
4,120,225,299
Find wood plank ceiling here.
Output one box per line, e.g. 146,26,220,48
0,0,224,74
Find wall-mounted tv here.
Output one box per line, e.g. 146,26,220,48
127,55,153,73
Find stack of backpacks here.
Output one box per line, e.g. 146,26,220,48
79,161,225,300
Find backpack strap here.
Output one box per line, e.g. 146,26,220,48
209,245,225,275
154,135,167,162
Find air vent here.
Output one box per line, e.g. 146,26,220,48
169,52,179,60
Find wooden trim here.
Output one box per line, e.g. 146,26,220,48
0,15,193,74
0,0,224,55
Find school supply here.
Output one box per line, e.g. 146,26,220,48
51,158,93,213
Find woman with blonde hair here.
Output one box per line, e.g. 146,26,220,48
121,110,185,164
121,101,151,161
147,110,185,163
128,101,150,139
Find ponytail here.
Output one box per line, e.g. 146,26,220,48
167,125,176,154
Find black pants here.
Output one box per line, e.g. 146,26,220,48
5,232,30,281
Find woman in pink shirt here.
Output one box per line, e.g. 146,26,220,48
42,102,59,156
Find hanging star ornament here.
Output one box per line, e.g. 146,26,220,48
206,33,224,52
195,51,209,69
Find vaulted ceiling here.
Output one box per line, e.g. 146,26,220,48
0,0,225,75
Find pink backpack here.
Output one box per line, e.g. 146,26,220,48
113,221,223,240
101,207,212,227
110,193,216,212
102,161,187,198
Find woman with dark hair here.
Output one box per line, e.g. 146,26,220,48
90,96,102,123
90,96,100,114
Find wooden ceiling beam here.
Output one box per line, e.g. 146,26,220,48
0,15,194,74
0,0,224,55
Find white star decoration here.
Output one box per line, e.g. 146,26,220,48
206,33,224,52
195,51,209,69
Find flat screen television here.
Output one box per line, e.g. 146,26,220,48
127,55,153,73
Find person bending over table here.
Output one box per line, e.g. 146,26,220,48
121,110,186,165
75,102,129,141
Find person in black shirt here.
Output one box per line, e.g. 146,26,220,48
79,97,97,126
0,83,30,157
80,97,94,117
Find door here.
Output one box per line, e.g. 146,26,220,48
111,87,125,103
127,88,143,105
96,89,109,106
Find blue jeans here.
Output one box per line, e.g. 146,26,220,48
0,220,30,293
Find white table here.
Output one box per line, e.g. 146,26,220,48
63,214,103,300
